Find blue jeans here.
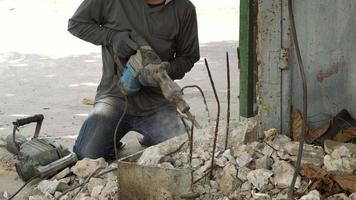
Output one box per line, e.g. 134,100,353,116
73,97,185,160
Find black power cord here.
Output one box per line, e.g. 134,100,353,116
287,0,308,199
8,177,38,200
113,95,128,161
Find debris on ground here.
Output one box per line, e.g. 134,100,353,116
1,117,356,199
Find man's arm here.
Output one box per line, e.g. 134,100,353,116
68,0,115,46
167,6,200,80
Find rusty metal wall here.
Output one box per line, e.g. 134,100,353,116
257,0,356,134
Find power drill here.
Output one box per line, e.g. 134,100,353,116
118,34,200,128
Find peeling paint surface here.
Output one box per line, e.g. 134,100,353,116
257,0,356,132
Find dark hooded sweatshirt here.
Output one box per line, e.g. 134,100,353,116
68,0,200,115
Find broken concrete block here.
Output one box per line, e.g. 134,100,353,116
194,159,212,178
251,190,271,200
300,190,320,200
255,156,273,169
56,182,70,193
215,156,228,167
235,151,253,167
217,163,240,195
137,146,163,166
58,177,71,184
268,134,291,151
71,158,108,178
191,158,203,168
326,193,351,200
240,181,252,192
54,192,62,198
209,180,219,191
91,185,104,199
272,161,301,189
227,118,259,146
37,179,60,195
237,167,251,181
246,169,273,191
331,146,352,159
52,167,70,180
324,155,355,175
87,178,106,195
350,193,356,200
99,180,119,200
222,149,237,165
283,141,325,166
324,140,356,155
264,128,279,141
261,144,275,157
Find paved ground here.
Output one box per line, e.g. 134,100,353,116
0,0,240,194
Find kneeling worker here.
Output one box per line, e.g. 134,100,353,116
68,0,200,160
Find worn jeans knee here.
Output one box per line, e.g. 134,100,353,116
73,101,130,160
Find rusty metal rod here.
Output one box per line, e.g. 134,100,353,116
204,58,221,179
181,117,193,168
287,0,308,199
189,116,195,165
224,52,231,150
181,117,191,138
182,85,211,123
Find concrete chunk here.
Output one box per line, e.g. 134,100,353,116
272,161,300,189
300,190,320,200
37,179,60,195
71,158,108,178
246,169,273,191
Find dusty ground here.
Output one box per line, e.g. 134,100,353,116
0,0,240,194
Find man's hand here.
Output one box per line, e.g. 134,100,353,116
138,62,170,87
111,32,139,59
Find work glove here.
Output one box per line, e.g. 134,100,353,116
118,63,141,95
138,62,170,87
111,32,139,59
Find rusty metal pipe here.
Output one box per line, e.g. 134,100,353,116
204,58,221,179
224,52,231,150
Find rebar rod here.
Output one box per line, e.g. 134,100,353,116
287,0,308,198
182,85,211,123
204,58,221,179
225,52,231,150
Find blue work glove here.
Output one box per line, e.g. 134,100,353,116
119,63,141,95
111,32,139,59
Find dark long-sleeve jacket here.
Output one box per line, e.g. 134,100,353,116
68,0,200,115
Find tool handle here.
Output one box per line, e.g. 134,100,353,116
12,114,44,127
36,153,78,179
12,114,44,151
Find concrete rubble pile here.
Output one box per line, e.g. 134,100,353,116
1,118,355,200
137,119,356,200
25,158,119,200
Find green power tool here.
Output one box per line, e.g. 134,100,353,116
6,114,77,181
